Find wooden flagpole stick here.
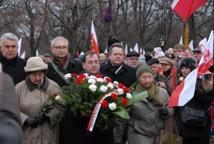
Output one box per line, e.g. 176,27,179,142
184,23,189,49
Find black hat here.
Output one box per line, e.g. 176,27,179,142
180,57,196,71
126,51,140,57
147,58,159,65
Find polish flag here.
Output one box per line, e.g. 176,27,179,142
198,32,214,76
179,36,183,45
171,0,207,22
168,31,213,107
188,40,194,51
124,44,128,55
17,38,22,56
20,51,26,59
90,21,100,53
133,43,139,53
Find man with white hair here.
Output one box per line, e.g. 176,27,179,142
46,36,83,144
46,36,83,87
0,33,26,84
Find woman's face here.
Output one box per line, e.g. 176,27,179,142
138,72,154,89
181,66,191,78
29,71,45,85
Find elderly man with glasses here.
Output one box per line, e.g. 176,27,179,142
46,36,83,144
0,33,26,84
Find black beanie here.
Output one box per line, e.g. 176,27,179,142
180,57,196,71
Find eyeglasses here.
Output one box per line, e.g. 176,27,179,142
54,46,68,50
86,60,100,65
4,45,17,49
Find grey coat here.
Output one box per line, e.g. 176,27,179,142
127,87,169,144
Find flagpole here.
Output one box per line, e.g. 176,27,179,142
183,23,189,49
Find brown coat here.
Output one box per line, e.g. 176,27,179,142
15,77,63,144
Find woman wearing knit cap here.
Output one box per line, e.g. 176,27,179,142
127,64,171,144
15,56,64,144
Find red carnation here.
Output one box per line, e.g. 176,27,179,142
95,73,103,78
122,87,130,93
75,78,84,84
121,97,128,105
78,73,86,79
111,92,118,100
118,83,125,89
74,74,86,84
104,77,112,83
101,100,109,109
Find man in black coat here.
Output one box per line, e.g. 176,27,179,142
100,43,137,144
100,43,137,87
0,72,23,144
0,33,26,85
46,36,83,144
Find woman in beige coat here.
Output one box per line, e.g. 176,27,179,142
15,56,64,144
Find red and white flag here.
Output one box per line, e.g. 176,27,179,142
188,40,194,51
17,38,22,56
168,31,213,107
171,0,207,22
179,36,183,45
198,32,214,76
90,21,100,53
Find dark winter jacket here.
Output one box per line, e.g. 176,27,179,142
100,62,137,87
46,55,83,144
0,72,23,144
180,78,214,138
0,54,26,85
46,55,83,87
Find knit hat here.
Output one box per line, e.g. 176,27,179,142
179,57,196,71
136,64,154,78
25,56,48,73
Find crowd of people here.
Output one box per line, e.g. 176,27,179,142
0,32,213,144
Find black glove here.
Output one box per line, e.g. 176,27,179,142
24,115,45,128
159,107,169,119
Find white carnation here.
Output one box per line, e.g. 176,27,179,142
89,75,97,80
100,85,108,93
64,73,72,79
113,81,119,86
179,77,184,81
117,88,124,95
109,102,117,111
126,93,132,99
97,78,104,83
89,84,97,92
88,78,96,84
107,83,114,89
